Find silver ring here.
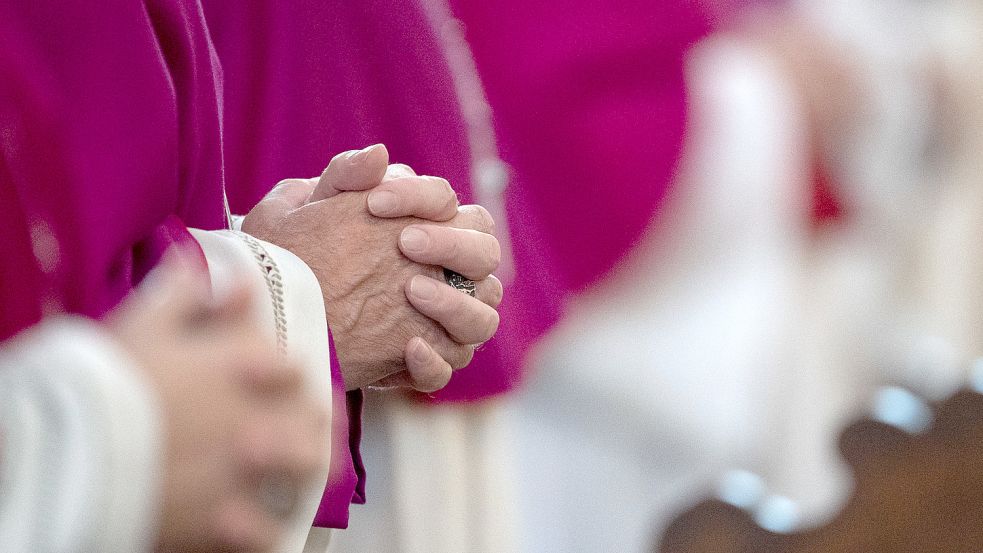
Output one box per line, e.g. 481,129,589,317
257,474,300,519
443,268,476,297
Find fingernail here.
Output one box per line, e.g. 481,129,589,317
400,227,429,253
410,275,438,301
367,190,398,215
411,338,431,363
350,143,383,162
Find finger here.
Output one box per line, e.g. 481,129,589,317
439,340,475,371
371,337,454,392
240,178,317,236
404,337,453,392
366,176,458,220
452,204,495,234
310,143,389,201
406,275,500,345
474,274,504,309
267,178,318,209
383,163,417,180
399,225,501,280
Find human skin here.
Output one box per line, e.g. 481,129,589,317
243,145,503,392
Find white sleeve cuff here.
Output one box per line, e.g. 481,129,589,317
189,228,333,550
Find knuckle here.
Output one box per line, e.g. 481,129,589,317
386,163,415,178
271,178,313,199
462,204,495,234
432,178,458,214
448,344,474,370
438,177,455,196
425,375,452,393
330,149,355,166
415,361,451,393
486,237,502,271
488,278,504,307
275,177,305,190
436,230,461,264
481,308,501,339
441,196,459,218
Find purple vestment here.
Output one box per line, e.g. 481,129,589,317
0,0,224,337
0,0,356,531
451,0,714,290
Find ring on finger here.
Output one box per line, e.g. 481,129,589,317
443,268,476,297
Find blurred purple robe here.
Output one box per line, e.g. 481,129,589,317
451,0,714,290
0,1,224,344
0,0,356,531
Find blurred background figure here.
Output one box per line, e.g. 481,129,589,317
501,0,983,551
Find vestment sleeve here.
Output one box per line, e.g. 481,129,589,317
206,222,367,530
189,228,337,547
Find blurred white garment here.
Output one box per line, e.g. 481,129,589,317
0,228,334,553
192,230,335,553
509,34,812,553
0,318,162,553
507,0,983,551
328,392,520,553
771,0,983,520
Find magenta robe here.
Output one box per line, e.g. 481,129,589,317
0,0,224,344
0,0,356,531
450,0,714,290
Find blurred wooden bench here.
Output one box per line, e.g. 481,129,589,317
657,388,983,553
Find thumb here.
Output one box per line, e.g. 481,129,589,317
266,178,319,210
309,143,389,202
241,178,316,236
373,338,452,393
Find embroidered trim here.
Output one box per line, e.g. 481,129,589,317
233,231,288,355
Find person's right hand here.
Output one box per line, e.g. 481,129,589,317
107,250,329,553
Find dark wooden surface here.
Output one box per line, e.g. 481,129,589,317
657,390,983,553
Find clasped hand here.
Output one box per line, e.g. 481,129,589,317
243,144,503,392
